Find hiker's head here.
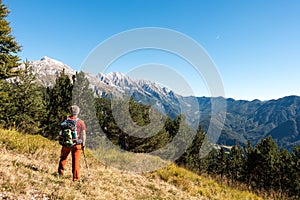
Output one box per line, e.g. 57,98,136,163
71,105,80,116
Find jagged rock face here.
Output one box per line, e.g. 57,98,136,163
27,57,181,112
27,56,75,87
26,57,300,150
27,57,175,98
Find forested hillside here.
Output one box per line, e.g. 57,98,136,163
1,65,299,199
25,55,300,151
200,96,300,150
0,1,300,199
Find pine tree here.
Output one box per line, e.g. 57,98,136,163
95,97,121,146
227,143,244,184
205,145,228,180
72,71,101,146
0,1,21,79
290,145,300,198
218,147,228,181
175,125,206,172
8,62,45,133
43,69,72,138
243,140,255,187
0,0,22,128
128,97,151,126
0,77,12,127
277,148,293,198
251,137,279,190
0,62,46,133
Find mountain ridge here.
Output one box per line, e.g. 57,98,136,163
27,56,300,150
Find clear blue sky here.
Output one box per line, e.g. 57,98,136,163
4,0,300,101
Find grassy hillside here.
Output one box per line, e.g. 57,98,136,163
0,129,264,200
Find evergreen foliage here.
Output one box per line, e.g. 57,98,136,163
227,144,244,183
0,3,299,197
290,145,300,198
72,71,99,135
0,79,13,127
1,63,299,198
94,97,177,152
9,63,45,133
0,62,45,133
0,1,21,79
42,69,72,138
175,125,206,172
277,148,293,197
184,136,300,199
252,137,279,190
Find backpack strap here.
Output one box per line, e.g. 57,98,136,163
75,118,83,144
66,117,80,139
75,118,79,136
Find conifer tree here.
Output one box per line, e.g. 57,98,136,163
277,148,293,197
0,77,12,126
9,62,45,133
95,97,121,145
243,140,255,186
291,145,300,198
43,69,72,138
251,137,279,190
227,143,244,183
0,62,45,133
218,147,228,181
72,71,100,143
128,97,151,126
175,125,206,172
0,0,22,128
0,1,21,79
206,147,226,176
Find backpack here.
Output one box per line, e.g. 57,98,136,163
59,118,79,147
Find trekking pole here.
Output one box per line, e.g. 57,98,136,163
82,148,91,178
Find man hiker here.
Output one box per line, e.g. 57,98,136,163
58,105,86,181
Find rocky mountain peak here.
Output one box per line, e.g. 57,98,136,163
23,56,75,87
34,56,74,74
25,56,300,150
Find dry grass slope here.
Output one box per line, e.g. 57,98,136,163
0,129,263,200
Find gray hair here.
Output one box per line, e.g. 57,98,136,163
71,105,80,115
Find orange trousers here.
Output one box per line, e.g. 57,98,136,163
58,144,81,181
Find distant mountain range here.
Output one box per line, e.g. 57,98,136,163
26,56,300,151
